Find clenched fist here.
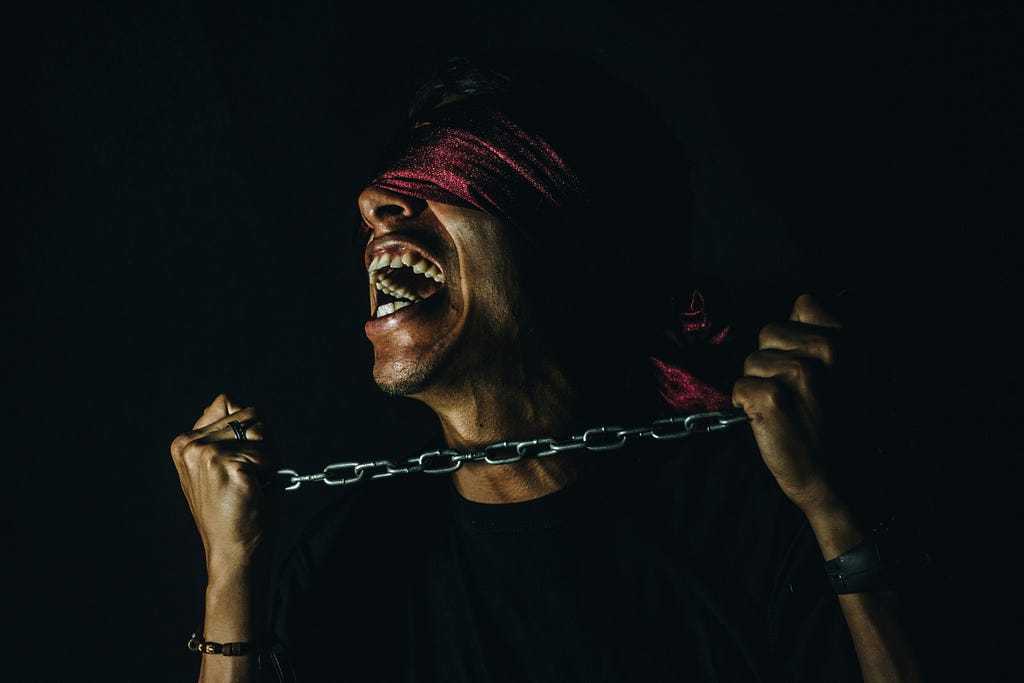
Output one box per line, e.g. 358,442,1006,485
170,394,275,573
733,293,848,516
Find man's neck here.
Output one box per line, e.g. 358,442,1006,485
451,456,579,504
418,360,582,504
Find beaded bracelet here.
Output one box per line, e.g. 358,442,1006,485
187,632,259,656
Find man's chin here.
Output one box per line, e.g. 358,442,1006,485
372,360,437,398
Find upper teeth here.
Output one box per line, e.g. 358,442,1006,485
368,251,444,282
368,249,444,317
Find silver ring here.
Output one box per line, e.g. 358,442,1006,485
227,420,248,441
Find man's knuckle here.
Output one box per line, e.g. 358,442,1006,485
758,323,782,348
807,336,835,366
181,441,212,465
794,293,813,315
743,355,758,375
170,433,190,457
783,357,808,379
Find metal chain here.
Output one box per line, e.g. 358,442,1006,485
272,408,751,492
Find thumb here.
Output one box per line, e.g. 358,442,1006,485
192,393,243,430
789,293,842,329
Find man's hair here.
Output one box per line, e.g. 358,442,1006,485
398,50,698,420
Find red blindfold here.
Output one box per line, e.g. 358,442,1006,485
370,102,583,229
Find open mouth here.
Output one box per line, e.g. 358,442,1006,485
368,247,446,319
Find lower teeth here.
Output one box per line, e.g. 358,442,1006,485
375,300,413,318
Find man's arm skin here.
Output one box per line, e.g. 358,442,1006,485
733,294,924,682
170,395,273,683
805,497,922,682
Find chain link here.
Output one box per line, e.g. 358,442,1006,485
271,408,751,492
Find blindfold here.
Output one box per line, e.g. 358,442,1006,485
369,101,583,230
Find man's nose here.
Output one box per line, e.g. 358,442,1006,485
358,185,428,236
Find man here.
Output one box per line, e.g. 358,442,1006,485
171,52,925,681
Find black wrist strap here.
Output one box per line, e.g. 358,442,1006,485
823,534,888,594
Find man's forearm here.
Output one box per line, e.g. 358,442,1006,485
197,563,268,683
806,499,923,683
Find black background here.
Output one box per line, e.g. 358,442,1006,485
6,1,1017,681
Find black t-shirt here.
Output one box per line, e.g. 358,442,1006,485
263,428,861,682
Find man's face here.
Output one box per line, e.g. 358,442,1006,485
358,185,527,399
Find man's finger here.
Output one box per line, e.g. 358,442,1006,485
789,293,842,329
193,393,245,430
732,375,796,424
190,393,234,430
757,322,839,368
210,418,266,443
173,406,259,458
743,349,818,385
194,433,270,459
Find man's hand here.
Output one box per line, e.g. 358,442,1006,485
170,393,273,573
732,293,846,516
734,294,926,682
171,394,275,682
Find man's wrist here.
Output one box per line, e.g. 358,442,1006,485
802,491,865,560
206,542,271,581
